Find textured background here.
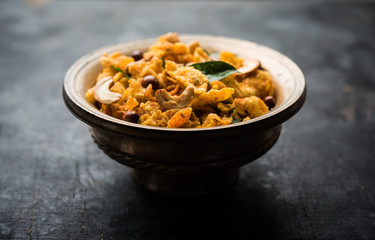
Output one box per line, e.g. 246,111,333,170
0,0,375,239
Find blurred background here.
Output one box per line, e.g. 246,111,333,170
1,0,374,239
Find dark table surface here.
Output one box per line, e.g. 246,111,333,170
1,1,375,239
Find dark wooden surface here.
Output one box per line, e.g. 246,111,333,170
1,1,375,239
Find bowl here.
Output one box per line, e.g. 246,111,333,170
63,34,306,196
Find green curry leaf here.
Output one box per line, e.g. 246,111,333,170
111,65,130,78
202,49,210,56
190,61,238,82
111,66,125,74
162,58,166,69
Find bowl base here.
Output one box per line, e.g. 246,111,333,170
130,168,239,196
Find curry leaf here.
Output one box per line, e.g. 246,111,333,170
111,66,125,74
202,49,210,56
111,65,130,78
190,61,238,82
162,58,166,69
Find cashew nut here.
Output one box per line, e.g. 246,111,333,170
237,59,260,74
188,41,200,53
164,32,180,43
156,86,195,109
94,77,123,104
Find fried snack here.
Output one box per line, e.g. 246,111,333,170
86,33,275,128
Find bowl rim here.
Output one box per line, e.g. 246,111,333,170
63,34,306,134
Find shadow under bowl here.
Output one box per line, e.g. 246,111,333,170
63,35,306,196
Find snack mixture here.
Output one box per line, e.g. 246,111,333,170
86,33,276,128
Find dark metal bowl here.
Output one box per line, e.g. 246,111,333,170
63,35,306,195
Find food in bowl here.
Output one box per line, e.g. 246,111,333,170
85,33,276,128
64,34,306,195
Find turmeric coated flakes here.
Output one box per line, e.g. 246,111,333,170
86,33,275,128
